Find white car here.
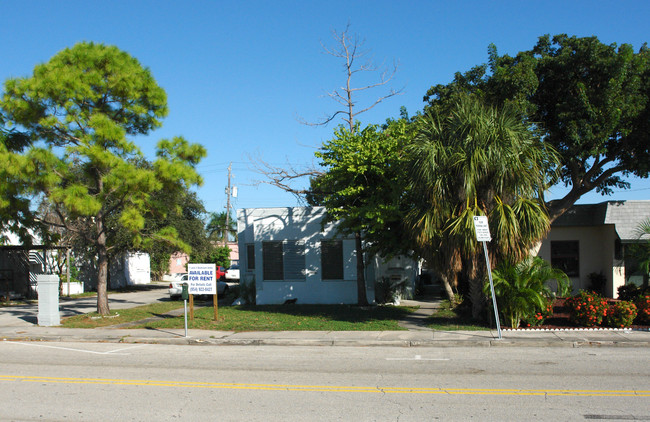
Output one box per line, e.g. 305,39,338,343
225,264,240,281
168,274,229,299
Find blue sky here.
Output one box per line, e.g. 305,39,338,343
2,0,649,215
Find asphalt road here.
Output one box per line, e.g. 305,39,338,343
1,342,648,421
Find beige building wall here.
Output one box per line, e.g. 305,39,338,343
537,225,623,298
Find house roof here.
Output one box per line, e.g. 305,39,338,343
552,200,650,242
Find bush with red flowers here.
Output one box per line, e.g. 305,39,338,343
635,294,650,325
565,291,609,327
605,301,638,328
523,300,554,327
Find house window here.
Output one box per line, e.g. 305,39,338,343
263,241,283,280
283,241,306,280
246,244,255,270
321,240,344,280
261,241,306,281
551,241,580,277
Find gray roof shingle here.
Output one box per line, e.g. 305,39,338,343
552,200,650,242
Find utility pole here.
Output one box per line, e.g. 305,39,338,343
224,162,232,245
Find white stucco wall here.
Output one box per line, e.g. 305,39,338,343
537,225,622,297
110,252,151,287
238,207,372,305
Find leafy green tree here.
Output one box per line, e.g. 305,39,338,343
310,119,412,305
0,42,205,315
190,245,231,269
110,185,212,281
407,95,558,318
424,34,650,222
0,113,48,245
486,257,570,328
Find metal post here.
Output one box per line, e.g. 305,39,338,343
184,299,188,338
224,162,232,245
66,248,71,297
482,241,502,339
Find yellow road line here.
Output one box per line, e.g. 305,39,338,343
1,375,648,397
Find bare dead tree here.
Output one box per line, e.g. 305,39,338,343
253,22,403,198
251,23,404,306
299,22,403,132
248,152,322,202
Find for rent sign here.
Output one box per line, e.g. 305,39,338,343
187,263,216,295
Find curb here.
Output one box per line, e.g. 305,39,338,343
6,335,647,348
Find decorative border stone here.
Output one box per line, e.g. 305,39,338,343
503,327,650,332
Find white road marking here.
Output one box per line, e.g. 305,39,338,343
4,341,147,355
386,355,449,361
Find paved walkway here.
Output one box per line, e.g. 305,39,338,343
1,285,649,348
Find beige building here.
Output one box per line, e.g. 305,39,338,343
537,201,650,298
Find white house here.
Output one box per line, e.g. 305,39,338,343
537,200,650,298
237,207,418,305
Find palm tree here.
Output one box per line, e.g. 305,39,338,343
206,211,237,243
407,95,559,319
486,257,570,328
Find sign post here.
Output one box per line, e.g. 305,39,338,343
181,283,189,337
473,216,502,340
187,263,217,322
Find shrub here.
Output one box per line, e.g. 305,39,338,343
617,284,649,302
522,299,554,327
376,277,410,304
587,272,607,296
605,301,638,328
487,257,570,329
565,291,609,327
239,277,256,305
635,294,650,325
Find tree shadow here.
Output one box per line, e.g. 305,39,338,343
232,304,415,324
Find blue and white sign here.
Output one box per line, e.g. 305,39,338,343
187,263,216,295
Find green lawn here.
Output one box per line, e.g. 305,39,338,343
425,300,489,331
62,303,416,331
61,302,185,328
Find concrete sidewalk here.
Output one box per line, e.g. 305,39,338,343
1,286,649,348
1,324,649,348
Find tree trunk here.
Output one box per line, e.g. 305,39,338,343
466,257,485,320
439,272,456,304
355,231,368,306
96,215,110,316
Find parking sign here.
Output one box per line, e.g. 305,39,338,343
473,216,491,242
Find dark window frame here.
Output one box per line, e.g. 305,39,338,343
321,240,344,280
261,241,306,281
262,241,284,281
551,240,580,277
246,244,255,270
283,240,306,281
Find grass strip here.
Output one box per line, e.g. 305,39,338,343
63,303,416,331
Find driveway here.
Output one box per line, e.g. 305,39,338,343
0,284,171,327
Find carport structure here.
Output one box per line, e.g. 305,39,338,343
0,245,71,300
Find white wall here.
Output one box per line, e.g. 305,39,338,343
110,252,151,287
238,207,370,305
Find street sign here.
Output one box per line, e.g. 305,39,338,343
187,263,216,295
473,216,492,242
472,215,501,339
